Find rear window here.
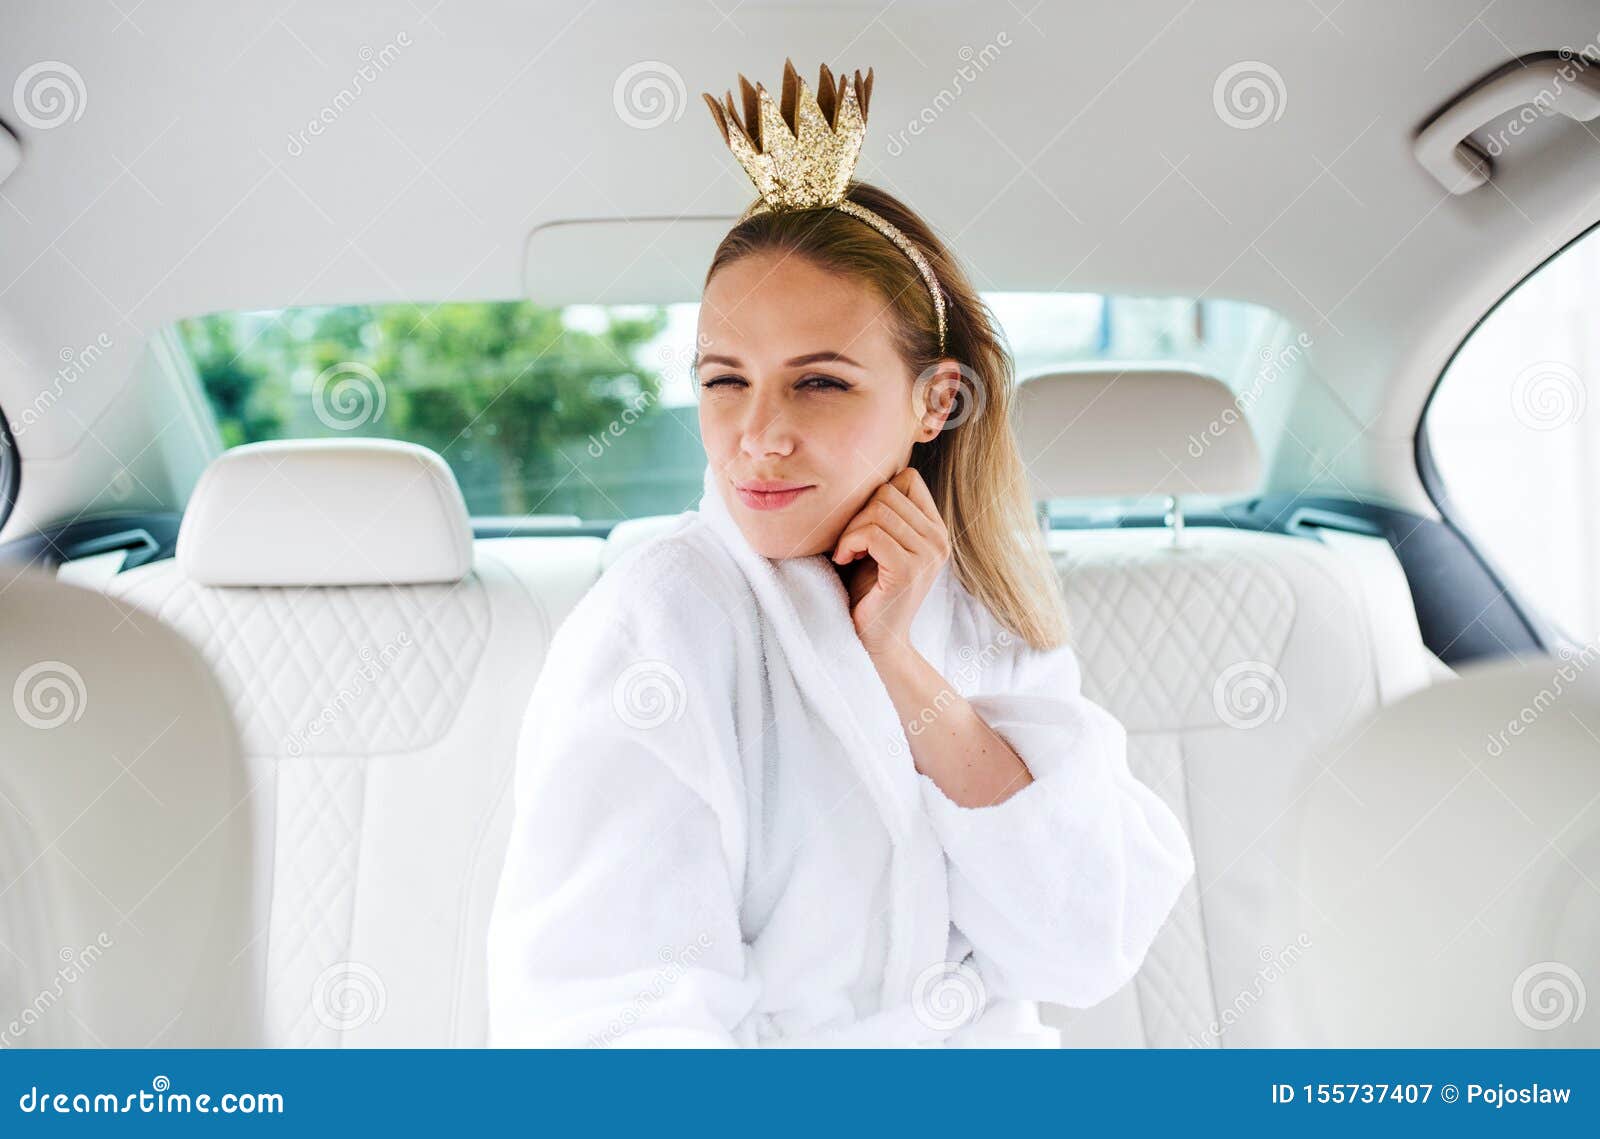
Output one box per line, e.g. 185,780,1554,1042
173,294,1279,523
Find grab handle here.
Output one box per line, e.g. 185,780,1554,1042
1414,56,1600,194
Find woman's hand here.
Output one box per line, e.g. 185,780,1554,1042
831,466,951,660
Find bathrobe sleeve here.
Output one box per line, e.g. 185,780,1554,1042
486,561,762,1047
914,611,1196,1009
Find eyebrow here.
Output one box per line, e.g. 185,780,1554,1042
695,350,864,370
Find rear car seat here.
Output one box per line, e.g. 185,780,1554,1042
1013,365,1442,1046
92,357,1445,1047
103,437,600,1045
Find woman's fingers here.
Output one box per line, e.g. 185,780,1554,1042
833,522,912,573
883,470,950,559
833,467,950,570
836,495,923,560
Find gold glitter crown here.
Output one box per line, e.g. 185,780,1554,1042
702,59,947,355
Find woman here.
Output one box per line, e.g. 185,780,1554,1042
485,60,1194,1047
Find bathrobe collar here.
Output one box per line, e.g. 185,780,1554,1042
695,463,956,681
694,463,954,1009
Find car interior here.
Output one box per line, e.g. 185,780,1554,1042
1,1,1597,1049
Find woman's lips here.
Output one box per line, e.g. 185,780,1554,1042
736,485,814,511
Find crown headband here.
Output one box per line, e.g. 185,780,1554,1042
702,59,948,356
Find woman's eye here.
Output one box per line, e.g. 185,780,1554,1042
699,375,847,391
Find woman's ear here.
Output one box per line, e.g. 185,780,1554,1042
915,360,963,441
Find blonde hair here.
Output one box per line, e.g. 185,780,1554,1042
704,180,1070,651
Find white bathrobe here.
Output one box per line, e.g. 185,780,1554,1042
486,464,1195,1047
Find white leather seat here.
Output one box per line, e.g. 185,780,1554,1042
1278,654,1600,1045
103,438,602,1046
0,569,255,1046
1010,366,1444,1047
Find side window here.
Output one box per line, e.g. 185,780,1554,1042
1425,224,1600,645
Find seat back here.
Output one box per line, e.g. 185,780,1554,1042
1278,653,1600,1046
0,569,255,1046
1042,525,1432,1046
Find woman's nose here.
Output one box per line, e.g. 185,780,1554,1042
739,385,795,458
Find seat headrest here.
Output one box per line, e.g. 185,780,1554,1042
177,439,474,587
1014,365,1261,499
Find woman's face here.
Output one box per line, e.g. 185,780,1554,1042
696,250,939,560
